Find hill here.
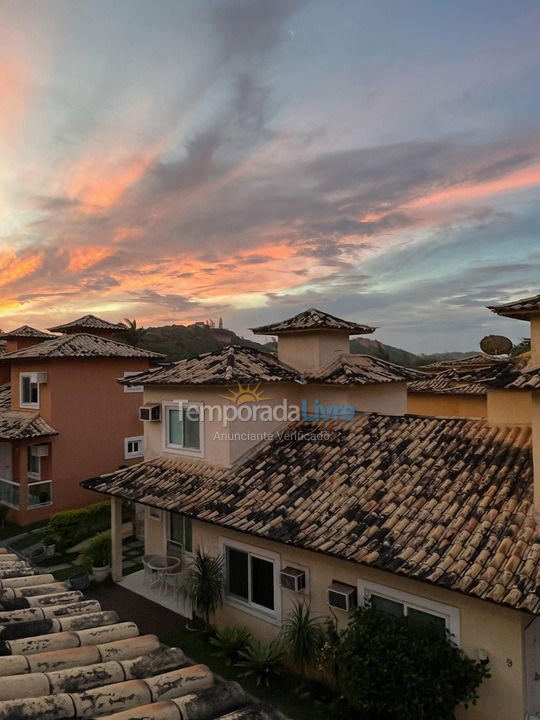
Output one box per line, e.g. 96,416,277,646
123,323,476,368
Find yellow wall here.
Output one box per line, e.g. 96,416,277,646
277,331,350,373
153,520,527,720
487,389,532,425
408,393,487,418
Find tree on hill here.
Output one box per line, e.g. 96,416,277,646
122,318,148,347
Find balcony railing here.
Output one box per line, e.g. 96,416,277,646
0,478,19,509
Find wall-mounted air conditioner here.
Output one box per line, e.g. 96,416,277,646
280,566,306,592
327,582,357,611
139,404,160,422
35,372,48,384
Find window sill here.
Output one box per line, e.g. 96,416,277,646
27,473,41,481
27,501,52,510
224,594,281,626
164,445,204,458
20,403,39,410
125,453,144,460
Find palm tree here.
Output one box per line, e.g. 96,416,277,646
511,337,531,356
182,549,224,630
123,318,147,347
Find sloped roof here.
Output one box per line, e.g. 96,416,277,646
0,334,163,360
84,413,540,614
0,384,10,410
0,326,53,340
251,307,376,335
488,293,540,320
409,369,488,396
48,314,127,332
0,410,57,440
0,554,277,719
471,356,540,391
123,345,303,386
423,354,501,371
307,354,424,385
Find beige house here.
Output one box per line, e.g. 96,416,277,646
84,303,540,720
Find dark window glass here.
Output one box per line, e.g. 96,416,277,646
371,594,404,618
408,608,446,637
251,556,274,610
183,407,200,449
227,547,248,601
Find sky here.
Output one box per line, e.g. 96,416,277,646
1,0,540,353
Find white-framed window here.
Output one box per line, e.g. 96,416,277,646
220,537,281,624
27,480,52,509
124,436,144,459
167,512,193,557
27,446,41,479
123,371,144,393
20,373,39,408
357,580,460,644
163,402,203,456
0,478,19,509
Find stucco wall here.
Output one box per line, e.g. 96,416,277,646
277,331,350,373
487,389,532,426
408,393,487,418
162,519,527,720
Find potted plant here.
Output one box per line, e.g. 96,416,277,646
82,531,111,582
182,548,224,631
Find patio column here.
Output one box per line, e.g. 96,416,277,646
111,496,123,582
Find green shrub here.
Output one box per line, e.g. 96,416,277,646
182,549,224,629
210,626,252,664
335,607,490,720
49,502,112,552
81,531,111,568
237,638,285,687
282,601,324,675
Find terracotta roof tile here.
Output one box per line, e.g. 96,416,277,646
409,369,488,395
0,385,10,411
251,307,376,335
0,334,162,360
0,411,57,440
84,413,540,614
488,293,540,320
307,354,423,385
48,314,127,332
123,345,303,385
0,326,53,340
0,554,278,719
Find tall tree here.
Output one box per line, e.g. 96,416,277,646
123,318,147,347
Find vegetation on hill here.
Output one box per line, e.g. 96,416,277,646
117,322,477,367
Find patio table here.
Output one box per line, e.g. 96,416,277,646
146,555,181,590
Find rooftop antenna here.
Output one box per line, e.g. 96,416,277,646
479,334,513,356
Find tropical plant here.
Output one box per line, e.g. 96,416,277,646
123,318,148,347
182,549,224,629
237,638,285,687
282,601,324,674
511,337,531,356
335,606,490,720
210,625,252,664
81,531,111,568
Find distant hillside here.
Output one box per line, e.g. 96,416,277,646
127,323,476,368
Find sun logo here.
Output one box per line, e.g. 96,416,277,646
219,382,270,406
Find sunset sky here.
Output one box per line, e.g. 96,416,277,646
1,0,540,352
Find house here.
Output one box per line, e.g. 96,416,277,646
84,303,540,720
0,318,162,524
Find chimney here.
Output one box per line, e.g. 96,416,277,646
251,307,377,374
488,294,540,517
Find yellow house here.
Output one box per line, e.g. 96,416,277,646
84,303,540,720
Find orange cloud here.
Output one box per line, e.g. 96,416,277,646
67,247,115,272
0,252,41,287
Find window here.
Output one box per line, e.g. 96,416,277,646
20,374,39,408
27,481,52,509
123,371,144,393
164,403,203,455
124,436,144,459
221,538,280,622
0,479,19,509
167,512,192,557
27,447,40,479
358,580,460,644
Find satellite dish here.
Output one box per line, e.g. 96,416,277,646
480,335,513,356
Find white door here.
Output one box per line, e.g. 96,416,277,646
526,617,540,715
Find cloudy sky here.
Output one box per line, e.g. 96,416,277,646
1,0,539,352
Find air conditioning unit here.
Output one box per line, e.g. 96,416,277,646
328,583,357,611
139,404,160,422
35,372,48,384
30,445,49,458
280,567,306,592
